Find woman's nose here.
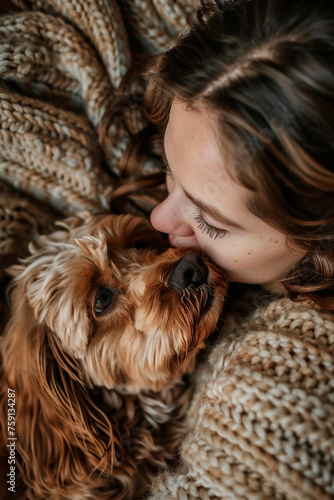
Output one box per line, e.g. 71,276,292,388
150,194,194,237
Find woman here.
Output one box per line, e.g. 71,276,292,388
144,0,334,498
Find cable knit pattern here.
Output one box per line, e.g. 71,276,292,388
1,3,334,499
0,0,195,276
148,297,334,500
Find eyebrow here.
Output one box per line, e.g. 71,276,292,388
161,143,246,231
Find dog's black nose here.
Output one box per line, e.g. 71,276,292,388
168,252,208,291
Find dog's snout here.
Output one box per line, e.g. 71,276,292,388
168,252,208,291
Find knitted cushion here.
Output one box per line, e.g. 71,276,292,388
0,0,195,269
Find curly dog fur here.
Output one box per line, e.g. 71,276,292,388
0,213,226,499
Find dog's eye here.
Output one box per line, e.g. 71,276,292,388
94,288,114,314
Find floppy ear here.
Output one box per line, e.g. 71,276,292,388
0,224,130,497
0,211,165,496
5,214,94,358
6,212,89,281
0,284,129,497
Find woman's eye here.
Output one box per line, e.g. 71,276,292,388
94,288,114,314
194,212,228,240
162,161,173,179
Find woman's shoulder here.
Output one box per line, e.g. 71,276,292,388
149,296,334,499
149,295,334,499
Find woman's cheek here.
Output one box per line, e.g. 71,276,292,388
195,234,232,269
196,235,254,275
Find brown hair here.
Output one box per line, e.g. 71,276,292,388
98,60,167,216
143,0,334,310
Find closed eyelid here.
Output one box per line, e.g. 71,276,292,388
161,143,171,171
160,143,173,178
162,139,245,231
185,191,245,231
163,161,173,178
194,211,228,239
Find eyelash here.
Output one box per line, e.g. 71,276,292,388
194,211,228,239
162,158,228,240
162,161,173,178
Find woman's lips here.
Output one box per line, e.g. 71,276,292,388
168,234,201,249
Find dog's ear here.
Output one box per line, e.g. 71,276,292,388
5,213,90,280
0,287,127,496
5,212,121,359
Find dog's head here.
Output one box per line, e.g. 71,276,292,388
9,212,227,392
0,212,227,498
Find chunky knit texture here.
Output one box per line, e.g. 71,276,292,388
1,2,334,500
148,296,334,500
0,0,195,273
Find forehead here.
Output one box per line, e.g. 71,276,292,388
166,99,242,191
165,100,291,240
167,100,222,163
166,101,256,225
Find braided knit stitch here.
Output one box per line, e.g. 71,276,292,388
1,2,334,499
23,0,132,90
0,0,195,271
148,296,334,500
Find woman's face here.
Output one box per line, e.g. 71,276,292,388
150,100,305,289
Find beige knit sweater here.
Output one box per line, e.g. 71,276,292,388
1,3,334,500
148,295,334,500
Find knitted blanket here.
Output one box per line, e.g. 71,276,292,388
0,0,195,284
2,3,334,500
148,296,334,500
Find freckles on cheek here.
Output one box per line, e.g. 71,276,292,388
197,237,264,274
231,239,288,279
